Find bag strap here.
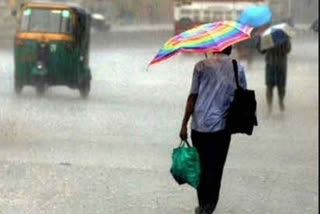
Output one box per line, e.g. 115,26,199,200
179,140,191,148
232,59,240,89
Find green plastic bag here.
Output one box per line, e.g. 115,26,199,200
170,140,201,189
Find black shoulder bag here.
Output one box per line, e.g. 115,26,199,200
226,60,258,135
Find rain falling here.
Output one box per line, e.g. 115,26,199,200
0,0,318,213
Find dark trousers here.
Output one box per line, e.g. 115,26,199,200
191,129,231,214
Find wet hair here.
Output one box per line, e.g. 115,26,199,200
211,45,232,56
220,46,232,55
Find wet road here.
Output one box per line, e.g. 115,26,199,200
0,31,318,214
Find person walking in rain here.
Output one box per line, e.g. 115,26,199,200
179,46,247,214
256,37,291,112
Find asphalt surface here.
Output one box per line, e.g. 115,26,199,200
0,30,318,214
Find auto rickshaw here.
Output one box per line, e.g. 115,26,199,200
14,2,91,98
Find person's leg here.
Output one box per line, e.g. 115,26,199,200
191,130,208,208
278,86,286,111
192,130,231,214
247,51,253,70
277,63,287,111
266,64,275,113
266,85,273,112
205,131,231,213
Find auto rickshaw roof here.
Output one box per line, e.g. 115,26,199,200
22,1,89,16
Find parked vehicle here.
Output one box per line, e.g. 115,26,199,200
83,1,115,32
173,0,266,35
14,1,91,98
91,13,110,31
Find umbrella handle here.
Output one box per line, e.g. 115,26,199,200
204,53,208,58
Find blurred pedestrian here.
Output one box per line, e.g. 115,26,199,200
256,38,291,112
234,39,254,70
179,46,247,214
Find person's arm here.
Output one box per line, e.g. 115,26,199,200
179,94,197,141
284,40,291,54
255,36,266,54
179,63,201,141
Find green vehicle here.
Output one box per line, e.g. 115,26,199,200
14,2,91,98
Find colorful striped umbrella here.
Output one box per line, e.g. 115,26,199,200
149,21,253,65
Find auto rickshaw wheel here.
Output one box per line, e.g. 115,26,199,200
79,80,90,98
14,79,23,95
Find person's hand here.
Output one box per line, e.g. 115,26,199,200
179,125,188,141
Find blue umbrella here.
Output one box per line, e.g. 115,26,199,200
238,4,272,27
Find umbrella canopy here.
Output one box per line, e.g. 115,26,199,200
260,23,294,50
238,4,272,27
149,21,253,65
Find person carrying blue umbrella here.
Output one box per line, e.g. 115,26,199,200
238,4,292,112
256,23,293,113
